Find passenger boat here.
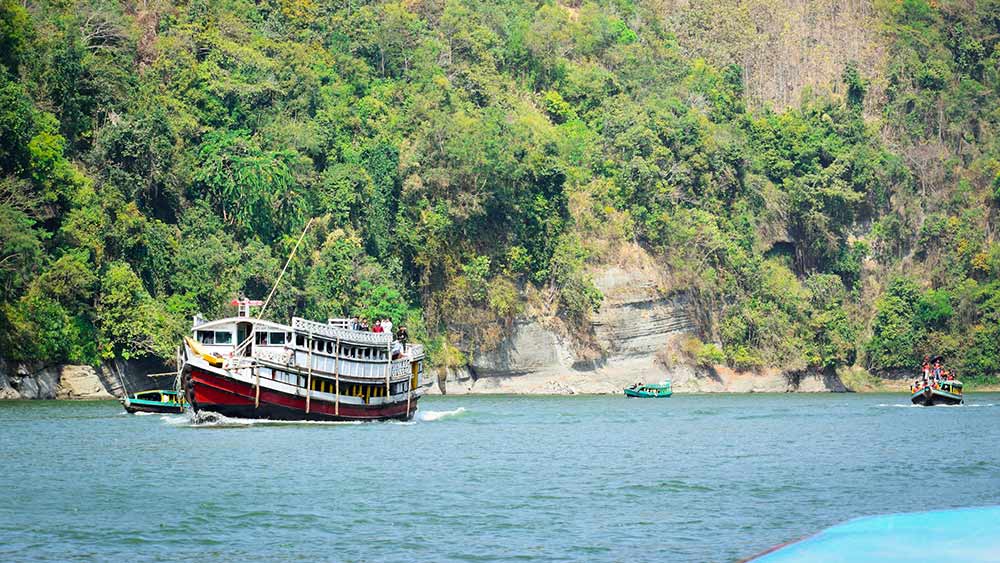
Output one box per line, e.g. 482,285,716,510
120,389,186,414
910,379,963,406
624,380,672,398
181,299,430,422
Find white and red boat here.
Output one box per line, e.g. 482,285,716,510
181,300,430,421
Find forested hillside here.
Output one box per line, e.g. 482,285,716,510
1,0,998,381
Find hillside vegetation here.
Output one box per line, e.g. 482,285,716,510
0,0,997,382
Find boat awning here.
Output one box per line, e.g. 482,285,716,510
745,506,1000,562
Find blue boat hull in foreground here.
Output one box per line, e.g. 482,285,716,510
745,506,1000,562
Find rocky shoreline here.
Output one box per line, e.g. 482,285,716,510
0,358,174,400
429,363,849,395
2,358,994,400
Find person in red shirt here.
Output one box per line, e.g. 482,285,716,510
372,320,384,333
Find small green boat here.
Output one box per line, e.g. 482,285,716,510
624,380,672,398
121,389,187,414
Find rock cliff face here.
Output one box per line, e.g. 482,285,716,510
0,360,64,399
0,357,172,400
57,366,115,400
434,261,847,394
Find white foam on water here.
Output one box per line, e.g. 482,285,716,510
160,413,192,426
159,411,363,427
416,407,466,422
158,407,469,427
876,402,995,408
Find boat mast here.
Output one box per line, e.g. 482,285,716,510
232,217,314,361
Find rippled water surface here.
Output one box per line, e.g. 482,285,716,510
1,394,998,562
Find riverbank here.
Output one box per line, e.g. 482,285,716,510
4,358,996,400
429,363,1000,395
0,358,173,400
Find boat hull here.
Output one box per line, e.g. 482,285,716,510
184,365,417,422
910,387,963,406
624,388,672,398
121,401,185,415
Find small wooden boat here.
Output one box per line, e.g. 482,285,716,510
121,390,187,414
624,380,672,398
910,380,963,406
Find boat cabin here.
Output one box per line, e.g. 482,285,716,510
939,380,963,395
133,389,184,404
192,315,292,359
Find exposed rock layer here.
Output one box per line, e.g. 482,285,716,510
436,264,848,394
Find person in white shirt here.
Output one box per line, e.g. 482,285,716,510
383,318,393,338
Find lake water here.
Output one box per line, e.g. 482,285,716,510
1,394,998,562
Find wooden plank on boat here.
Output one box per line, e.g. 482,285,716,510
335,336,340,416
306,332,313,414
384,342,390,399
254,365,260,408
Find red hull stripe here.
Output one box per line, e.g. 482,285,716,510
190,368,415,420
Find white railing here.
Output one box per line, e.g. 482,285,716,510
255,348,293,364
291,317,391,345
406,344,425,359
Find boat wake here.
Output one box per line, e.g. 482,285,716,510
876,402,995,408
160,411,362,427
157,407,468,427
416,407,466,422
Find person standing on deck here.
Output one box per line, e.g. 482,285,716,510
397,325,408,351
373,320,384,333
382,318,393,338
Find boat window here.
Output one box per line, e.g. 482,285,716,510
327,341,333,354
296,334,305,346
256,332,268,345
215,331,232,345
196,330,214,345
269,332,286,345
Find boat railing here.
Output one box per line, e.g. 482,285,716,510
253,347,294,365
406,343,425,359
292,317,391,345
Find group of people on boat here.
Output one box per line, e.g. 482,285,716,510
911,356,956,393
349,317,408,344
348,316,410,359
